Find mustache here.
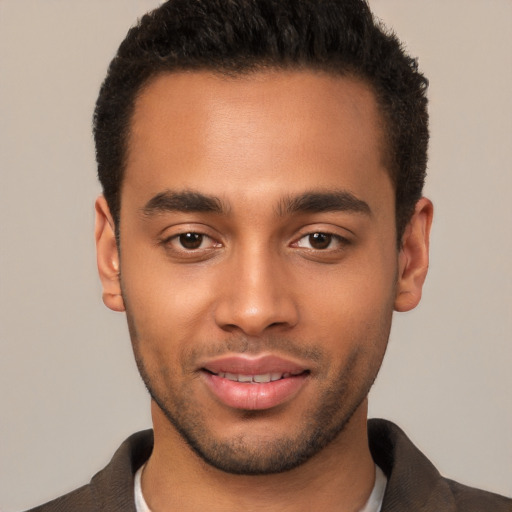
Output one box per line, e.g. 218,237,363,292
181,335,325,366
123,301,326,368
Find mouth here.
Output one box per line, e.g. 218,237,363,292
200,355,310,411
203,369,307,383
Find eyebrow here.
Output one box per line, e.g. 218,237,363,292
278,190,372,216
141,188,371,218
141,190,226,216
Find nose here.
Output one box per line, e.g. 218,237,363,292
213,246,299,336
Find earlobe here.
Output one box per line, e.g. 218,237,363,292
394,197,433,312
95,195,125,312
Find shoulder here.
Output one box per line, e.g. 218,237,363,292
445,478,512,512
368,419,512,512
23,430,154,512
24,485,94,512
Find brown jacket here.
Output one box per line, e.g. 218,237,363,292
27,419,512,511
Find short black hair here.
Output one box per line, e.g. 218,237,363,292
94,0,428,241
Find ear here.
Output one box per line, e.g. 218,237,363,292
394,197,434,312
95,195,125,312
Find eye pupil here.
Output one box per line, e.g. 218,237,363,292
309,233,332,249
179,233,203,249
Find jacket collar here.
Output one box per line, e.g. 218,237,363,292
369,419,456,511
87,420,457,512
90,429,153,512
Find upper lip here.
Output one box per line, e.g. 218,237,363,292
201,354,308,376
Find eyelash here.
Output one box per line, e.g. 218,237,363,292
292,232,350,251
160,229,351,259
162,232,221,253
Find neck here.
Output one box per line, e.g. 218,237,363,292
142,400,376,512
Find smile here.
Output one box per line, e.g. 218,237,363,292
208,370,305,383
199,355,310,410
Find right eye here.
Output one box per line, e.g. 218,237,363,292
177,232,206,250
165,232,221,251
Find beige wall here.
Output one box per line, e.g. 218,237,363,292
0,0,510,509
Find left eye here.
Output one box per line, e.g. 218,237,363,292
295,232,343,250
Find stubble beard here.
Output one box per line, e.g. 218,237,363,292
127,313,390,475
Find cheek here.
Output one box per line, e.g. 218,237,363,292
121,238,214,318
119,250,218,372
296,247,397,355
299,254,397,321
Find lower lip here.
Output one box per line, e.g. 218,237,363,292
202,372,308,411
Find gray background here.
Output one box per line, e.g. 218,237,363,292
0,1,511,510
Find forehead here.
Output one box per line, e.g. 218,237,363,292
124,70,389,208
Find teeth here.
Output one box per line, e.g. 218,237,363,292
216,372,294,383
253,374,271,383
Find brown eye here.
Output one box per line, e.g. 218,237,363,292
308,233,333,249
294,231,348,252
163,231,221,258
179,232,204,249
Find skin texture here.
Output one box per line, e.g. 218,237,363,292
95,70,432,511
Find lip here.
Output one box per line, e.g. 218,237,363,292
202,354,307,375
200,354,310,411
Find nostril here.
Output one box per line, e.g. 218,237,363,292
213,292,300,336
268,321,289,329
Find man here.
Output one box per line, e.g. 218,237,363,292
27,0,511,511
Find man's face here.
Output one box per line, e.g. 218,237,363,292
113,71,400,473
